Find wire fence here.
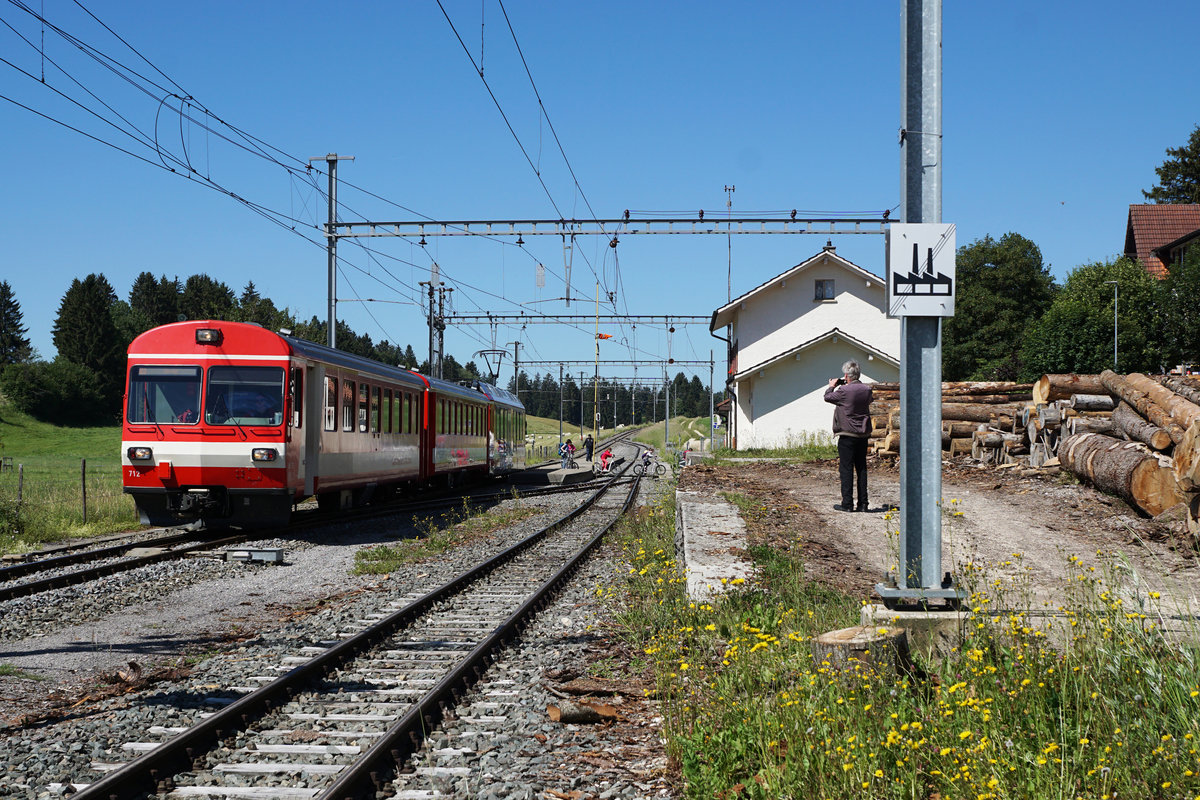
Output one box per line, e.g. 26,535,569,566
0,458,138,545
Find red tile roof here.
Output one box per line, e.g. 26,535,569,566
1125,204,1200,278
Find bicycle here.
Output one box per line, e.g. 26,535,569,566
633,458,667,477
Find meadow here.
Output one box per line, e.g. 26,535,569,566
0,403,134,552
608,464,1200,799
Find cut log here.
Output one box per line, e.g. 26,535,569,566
1111,401,1172,451
1100,371,1187,445
1172,420,1200,492
941,394,1034,404
1033,374,1108,405
1069,394,1116,412
1067,416,1115,436
941,403,1020,424
812,626,913,677
870,381,1032,394
1160,376,1200,408
1058,432,1183,516
944,421,982,437
1124,372,1200,431
1037,406,1063,428
949,437,974,457
973,431,1021,448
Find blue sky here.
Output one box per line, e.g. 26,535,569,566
4,1,1198,383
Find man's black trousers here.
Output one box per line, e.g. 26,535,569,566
837,435,869,509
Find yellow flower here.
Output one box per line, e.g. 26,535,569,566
960,730,972,740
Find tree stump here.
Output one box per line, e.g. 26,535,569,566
813,625,913,678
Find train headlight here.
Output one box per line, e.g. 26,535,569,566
252,448,278,463
195,328,223,345
127,446,153,461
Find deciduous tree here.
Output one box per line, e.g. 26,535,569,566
943,233,1056,380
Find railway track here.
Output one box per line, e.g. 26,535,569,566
0,462,631,604
66,453,643,799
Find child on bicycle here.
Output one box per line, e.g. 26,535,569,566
599,447,613,472
559,438,575,469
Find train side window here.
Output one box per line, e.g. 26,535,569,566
412,394,420,434
342,381,355,431
383,390,392,433
437,399,443,435
324,377,337,432
371,386,381,433
290,368,303,428
358,383,369,432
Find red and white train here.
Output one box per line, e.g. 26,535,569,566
121,320,526,528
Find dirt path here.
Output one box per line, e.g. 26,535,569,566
680,458,1200,618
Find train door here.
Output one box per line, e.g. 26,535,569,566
302,364,324,495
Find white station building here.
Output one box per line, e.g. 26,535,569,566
710,243,900,449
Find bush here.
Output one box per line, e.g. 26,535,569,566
0,359,114,426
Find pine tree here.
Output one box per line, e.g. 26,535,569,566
180,274,235,320
0,281,33,365
129,272,181,329
1144,124,1200,204
51,274,125,407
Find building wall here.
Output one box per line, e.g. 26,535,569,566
731,256,899,371
733,337,899,449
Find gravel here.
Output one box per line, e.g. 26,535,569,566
0,463,675,799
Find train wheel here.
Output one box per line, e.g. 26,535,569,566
317,492,340,512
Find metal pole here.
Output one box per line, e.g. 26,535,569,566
310,154,353,349
897,0,944,593
559,364,564,446
80,458,87,525
579,372,585,440
700,352,710,453
1106,280,1119,370
421,282,435,374
593,283,600,440
512,341,520,399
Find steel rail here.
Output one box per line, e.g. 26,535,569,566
70,454,641,800
0,530,211,582
321,466,642,800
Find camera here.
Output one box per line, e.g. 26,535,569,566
834,377,846,386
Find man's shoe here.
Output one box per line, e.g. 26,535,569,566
833,503,854,512
857,503,870,512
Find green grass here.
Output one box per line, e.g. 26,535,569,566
607,481,1200,799
0,402,136,552
633,416,713,452
352,495,540,574
710,431,837,463
525,414,627,460
0,664,45,680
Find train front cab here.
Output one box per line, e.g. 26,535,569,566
122,322,295,528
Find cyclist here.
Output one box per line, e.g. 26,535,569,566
559,438,575,469
640,448,654,468
599,447,614,472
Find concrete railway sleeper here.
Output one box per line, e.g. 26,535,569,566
69,452,643,800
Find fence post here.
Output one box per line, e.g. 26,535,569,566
81,458,87,525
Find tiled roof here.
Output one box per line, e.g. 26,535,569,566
1125,204,1200,278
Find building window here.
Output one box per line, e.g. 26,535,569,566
815,279,835,301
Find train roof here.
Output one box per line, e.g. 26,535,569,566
472,381,524,411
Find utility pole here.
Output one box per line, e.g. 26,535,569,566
511,341,521,398
593,282,600,439
579,372,585,440
436,286,452,379
725,184,735,304
310,153,354,349
419,280,436,373
558,364,564,446
700,352,710,453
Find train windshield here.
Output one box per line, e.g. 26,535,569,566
206,366,285,426
127,365,202,424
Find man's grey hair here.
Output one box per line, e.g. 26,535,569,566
842,360,861,381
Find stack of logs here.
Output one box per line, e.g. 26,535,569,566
870,372,1200,530
869,381,1033,460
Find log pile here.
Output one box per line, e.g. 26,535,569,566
868,372,1200,527
867,381,1032,462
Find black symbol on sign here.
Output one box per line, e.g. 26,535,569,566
893,243,952,296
